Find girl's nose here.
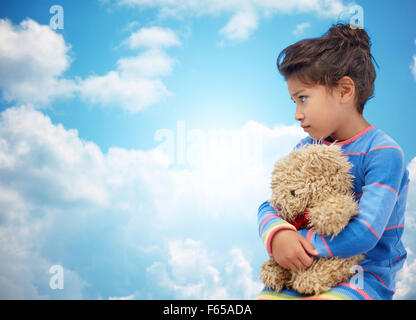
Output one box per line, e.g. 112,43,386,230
294,106,304,122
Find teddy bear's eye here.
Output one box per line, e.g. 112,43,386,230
290,190,296,196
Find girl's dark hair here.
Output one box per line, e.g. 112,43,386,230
277,23,378,114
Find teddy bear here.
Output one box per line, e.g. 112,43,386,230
259,143,365,296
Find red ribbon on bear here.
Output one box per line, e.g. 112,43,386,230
288,208,309,230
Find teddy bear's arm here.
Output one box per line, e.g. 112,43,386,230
289,254,365,295
307,194,359,237
260,257,292,292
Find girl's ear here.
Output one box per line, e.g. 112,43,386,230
337,76,355,104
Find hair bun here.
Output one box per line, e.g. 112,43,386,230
326,23,371,51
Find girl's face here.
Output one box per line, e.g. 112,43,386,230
287,76,346,141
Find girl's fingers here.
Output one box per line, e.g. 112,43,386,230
298,251,314,268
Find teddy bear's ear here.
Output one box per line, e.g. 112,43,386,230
301,144,354,194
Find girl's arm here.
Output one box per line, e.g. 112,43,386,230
258,201,317,270
257,200,297,255
297,146,408,258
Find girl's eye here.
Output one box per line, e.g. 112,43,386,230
292,96,307,104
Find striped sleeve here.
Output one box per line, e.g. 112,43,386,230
258,201,297,255
298,146,406,258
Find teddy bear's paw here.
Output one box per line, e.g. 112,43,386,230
260,259,290,292
289,271,331,296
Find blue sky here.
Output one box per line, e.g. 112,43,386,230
0,0,416,299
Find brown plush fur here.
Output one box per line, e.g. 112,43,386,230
260,143,364,295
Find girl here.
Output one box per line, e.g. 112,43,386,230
257,23,410,300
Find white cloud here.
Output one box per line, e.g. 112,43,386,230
395,156,416,299
147,239,263,299
0,105,110,207
150,120,304,221
406,157,416,213
411,40,416,81
0,105,171,298
0,19,178,113
117,0,346,18
117,49,176,78
0,105,304,299
78,71,172,113
78,28,179,113
292,22,311,35
125,26,181,49
0,18,76,105
395,254,416,299
116,0,348,40
411,54,416,81
108,294,135,300
0,171,88,299
219,9,258,41
225,248,264,299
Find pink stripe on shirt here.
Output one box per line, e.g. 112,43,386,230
259,214,279,236
322,126,375,146
321,235,333,257
359,219,381,239
339,282,373,300
373,182,399,198
369,145,404,157
384,224,404,231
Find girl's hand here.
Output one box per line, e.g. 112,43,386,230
271,230,318,270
